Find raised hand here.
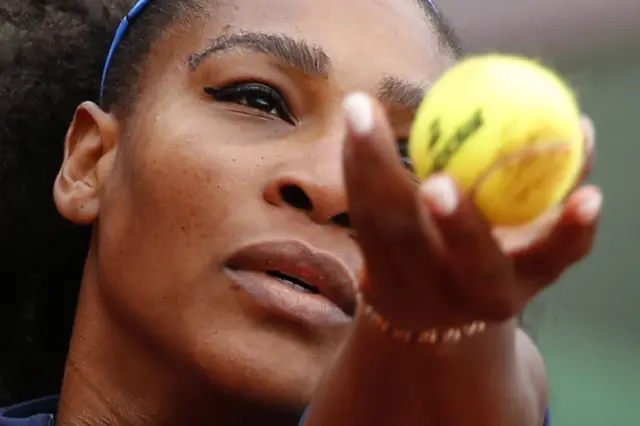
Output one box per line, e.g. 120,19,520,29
343,92,601,331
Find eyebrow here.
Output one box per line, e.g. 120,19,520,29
188,31,331,77
376,76,426,110
188,31,425,110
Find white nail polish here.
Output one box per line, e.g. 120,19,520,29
576,191,602,223
582,116,595,154
421,175,458,215
343,92,374,136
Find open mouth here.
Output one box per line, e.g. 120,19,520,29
265,270,321,294
225,240,357,320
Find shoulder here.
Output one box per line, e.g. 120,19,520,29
4,397,308,426
0,396,57,426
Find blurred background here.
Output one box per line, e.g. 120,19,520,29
437,1,640,425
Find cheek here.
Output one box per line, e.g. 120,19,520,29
90,117,346,388
105,103,267,248
94,117,260,323
105,141,234,258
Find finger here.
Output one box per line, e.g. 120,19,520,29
578,115,596,183
494,204,564,255
342,93,441,288
494,116,596,253
420,174,517,318
515,185,602,291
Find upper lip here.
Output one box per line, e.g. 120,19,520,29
225,240,357,316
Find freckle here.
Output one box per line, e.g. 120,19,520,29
181,225,187,231
231,158,236,163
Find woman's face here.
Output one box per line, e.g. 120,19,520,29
63,0,454,410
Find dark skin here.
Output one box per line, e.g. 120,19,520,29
307,96,597,425
51,0,600,425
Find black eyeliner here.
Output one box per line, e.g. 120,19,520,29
204,86,220,96
203,83,297,125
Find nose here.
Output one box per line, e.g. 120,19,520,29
263,170,351,229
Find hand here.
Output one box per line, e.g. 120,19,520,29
342,93,601,329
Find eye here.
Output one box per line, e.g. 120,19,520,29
397,139,413,171
205,82,296,125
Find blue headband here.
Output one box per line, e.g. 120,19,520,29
100,0,152,103
99,0,440,103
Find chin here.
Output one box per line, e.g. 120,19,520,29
180,308,348,410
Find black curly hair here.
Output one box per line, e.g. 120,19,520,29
0,0,460,406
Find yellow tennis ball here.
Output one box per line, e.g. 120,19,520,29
409,54,584,226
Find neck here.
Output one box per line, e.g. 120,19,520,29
57,251,300,426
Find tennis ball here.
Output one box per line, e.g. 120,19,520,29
408,54,584,226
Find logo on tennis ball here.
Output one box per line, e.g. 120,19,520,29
429,109,484,172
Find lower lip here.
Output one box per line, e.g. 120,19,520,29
224,268,352,327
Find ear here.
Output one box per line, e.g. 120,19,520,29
54,101,119,225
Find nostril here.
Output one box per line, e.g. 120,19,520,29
329,212,351,229
280,184,313,211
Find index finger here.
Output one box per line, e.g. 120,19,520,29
342,93,442,287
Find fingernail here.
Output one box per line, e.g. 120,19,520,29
581,116,595,154
576,190,602,223
343,92,374,136
421,175,458,215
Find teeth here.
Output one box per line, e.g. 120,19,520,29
275,277,313,293
266,271,319,294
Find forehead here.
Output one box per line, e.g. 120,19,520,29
185,0,450,86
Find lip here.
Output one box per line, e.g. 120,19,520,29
224,240,357,327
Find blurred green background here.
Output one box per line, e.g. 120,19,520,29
530,57,640,426
436,0,640,422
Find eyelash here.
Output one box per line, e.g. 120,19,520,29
204,82,412,170
204,82,296,125
397,139,413,171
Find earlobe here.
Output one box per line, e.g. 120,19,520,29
54,101,119,225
